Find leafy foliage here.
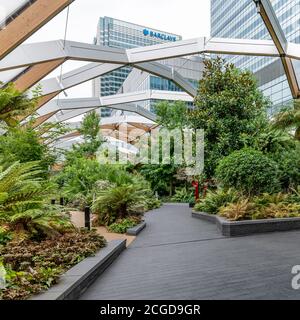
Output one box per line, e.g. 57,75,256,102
138,164,180,196
216,148,280,195
242,122,300,190
107,217,141,234
218,191,300,221
56,158,151,208
194,188,239,214
154,100,190,130
145,197,162,210
243,124,294,155
0,83,39,127
92,184,148,225
219,199,256,221
0,230,106,300
0,162,73,240
131,100,196,197
189,58,270,177
253,192,293,207
65,111,104,161
253,203,300,219
273,99,300,141
0,226,11,246
0,126,57,173
56,158,104,207
171,187,194,203
270,145,300,189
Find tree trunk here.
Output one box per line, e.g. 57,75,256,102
119,204,127,219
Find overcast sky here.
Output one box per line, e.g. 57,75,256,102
25,0,211,99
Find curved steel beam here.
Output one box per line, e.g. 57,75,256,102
31,60,197,100
41,103,156,124
34,89,192,125
0,37,283,73
38,90,192,117
253,0,300,98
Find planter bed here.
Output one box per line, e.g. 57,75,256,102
31,239,126,300
126,221,146,236
192,211,300,237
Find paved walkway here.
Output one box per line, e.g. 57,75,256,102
80,204,300,300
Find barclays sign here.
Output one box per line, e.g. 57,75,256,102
143,29,177,42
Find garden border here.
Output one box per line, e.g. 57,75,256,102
31,239,126,300
126,221,146,236
192,211,300,237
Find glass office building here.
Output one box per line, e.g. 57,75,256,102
211,0,300,111
93,16,182,117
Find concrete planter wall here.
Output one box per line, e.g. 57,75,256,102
192,211,300,237
126,221,146,236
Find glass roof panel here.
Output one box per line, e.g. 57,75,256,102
0,0,31,28
269,0,300,44
0,67,27,85
291,58,300,90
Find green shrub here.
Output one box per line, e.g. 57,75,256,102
272,147,300,189
188,58,270,178
145,197,162,210
0,226,11,246
253,192,292,208
92,184,147,225
171,187,194,203
55,158,103,207
290,186,300,203
0,230,106,300
218,191,300,221
216,148,280,195
0,162,73,241
0,127,56,174
57,160,149,209
194,188,239,214
252,203,300,219
108,217,140,234
219,198,256,221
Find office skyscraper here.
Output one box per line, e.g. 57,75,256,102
211,0,300,110
93,17,182,117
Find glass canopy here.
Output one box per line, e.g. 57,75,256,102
0,67,27,85
0,0,30,28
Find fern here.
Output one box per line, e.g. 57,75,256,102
0,162,73,240
194,188,239,214
92,184,148,225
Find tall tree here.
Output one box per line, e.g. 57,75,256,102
155,100,189,130
189,57,270,178
66,110,104,162
0,126,57,174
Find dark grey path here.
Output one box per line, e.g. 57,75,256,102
80,204,300,300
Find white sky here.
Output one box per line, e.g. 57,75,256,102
25,0,211,99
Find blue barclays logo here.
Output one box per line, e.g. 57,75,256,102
143,29,177,42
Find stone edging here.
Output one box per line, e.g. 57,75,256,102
127,221,146,236
31,239,126,300
192,211,300,237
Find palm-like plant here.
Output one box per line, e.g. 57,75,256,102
0,162,73,240
92,184,147,225
0,83,38,127
273,100,300,141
